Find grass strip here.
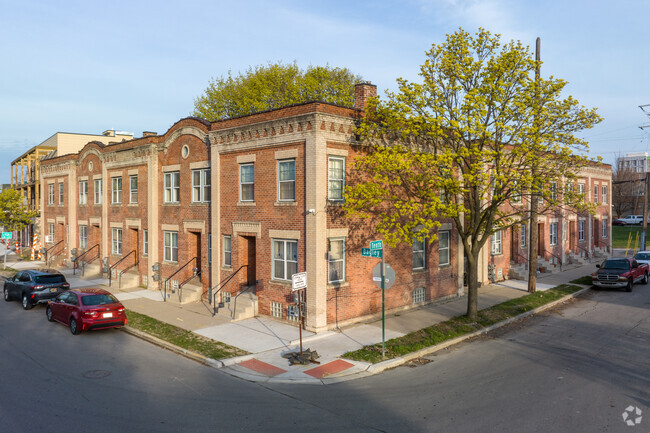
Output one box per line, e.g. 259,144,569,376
569,275,594,285
126,309,248,360
343,284,583,364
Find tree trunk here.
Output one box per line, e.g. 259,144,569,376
466,252,479,320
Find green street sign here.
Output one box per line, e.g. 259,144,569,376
361,248,371,257
1,232,12,240
370,249,382,258
370,240,383,250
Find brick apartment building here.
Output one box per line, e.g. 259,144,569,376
39,83,612,333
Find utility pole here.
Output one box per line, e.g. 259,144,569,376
640,105,650,251
527,37,541,293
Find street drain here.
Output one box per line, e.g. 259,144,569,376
82,370,111,379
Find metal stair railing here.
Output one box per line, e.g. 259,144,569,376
44,240,65,267
73,244,99,275
231,282,257,320
162,257,198,302
108,250,138,287
210,265,247,316
541,248,563,272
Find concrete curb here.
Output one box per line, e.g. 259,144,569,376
122,326,224,368
364,285,592,375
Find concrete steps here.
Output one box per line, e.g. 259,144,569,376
164,280,204,305
212,288,258,321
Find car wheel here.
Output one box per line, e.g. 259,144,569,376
3,288,10,302
46,306,54,322
69,317,80,335
644,273,649,285
22,294,33,310
625,278,633,292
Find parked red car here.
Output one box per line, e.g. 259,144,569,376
46,288,127,335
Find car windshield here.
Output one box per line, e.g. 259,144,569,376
601,260,630,270
34,275,64,283
81,294,119,306
635,253,650,261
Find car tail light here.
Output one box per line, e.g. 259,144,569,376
62,283,70,288
83,311,98,317
30,285,45,290
118,307,125,312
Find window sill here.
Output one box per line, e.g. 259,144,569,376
412,268,427,274
269,279,292,287
275,201,297,206
127,203,138,207
327,200,345,206
190,201,210,205
221,266,233,271
110,203,123,206
237,201,256,206
162,202,180,206
328,281,349,289
439,263,451,269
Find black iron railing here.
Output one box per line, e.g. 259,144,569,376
44,240,65,267
231,282,256,320
163,257,198,302
210,265,247,316
108,250,138,287
73,244,99,275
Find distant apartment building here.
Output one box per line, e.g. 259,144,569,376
617,152,650,173
10,130,134,245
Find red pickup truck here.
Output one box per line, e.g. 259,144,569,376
592,257,649,292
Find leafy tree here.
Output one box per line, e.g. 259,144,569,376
192,62,363,120
0,189,38,232
345,29,601,319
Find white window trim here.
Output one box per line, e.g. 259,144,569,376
328,156,345,201
79,180,88,205
58,182,64,205
94,179,102,204
112,228,122,255
491,231,502,255
277,159,296,202
439,230,450,266
164,172,180,203
328,238,346,283
129,175,138,204
164,231,178,262
550,222,558,246
143,229,148,256
192,168,211,203
239,164,254,202
223,235,231,267
48,184,54,205
79,225,87,249
520,223,527,247
412,238,426,270
112,177,122,204
272,239,298,280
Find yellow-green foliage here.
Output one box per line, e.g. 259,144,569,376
192,62,363,120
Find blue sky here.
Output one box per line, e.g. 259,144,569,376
1,0,649,183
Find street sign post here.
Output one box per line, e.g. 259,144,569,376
291,272,308,354
361,239,391,357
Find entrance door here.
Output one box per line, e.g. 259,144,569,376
538,223,545,258
188,232,201,282
569,221,576,250
593,219,599,247
129,228,139,258
239,235,256,286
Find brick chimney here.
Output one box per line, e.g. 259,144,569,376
354,82,377,111
142,131,157,137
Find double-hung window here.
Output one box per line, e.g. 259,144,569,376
550,182,557,201
278,160,295,201
58,182,64,205
129,175,138,204
578,184,585,202
48,223,55,243
438,231,450,266
79,181,88,205
602,219,607,238
602,185,607,204
192,169,211,203
328,157,345,201
594,184,598,203
223,235,231,267
328,238,345,282
520,223,527,247
164,172,180,203
94,179,102,204
550,222,558,246
143,229,148,256
412,238,426,270
164,231,178,262
273,239,298,280
490,231,502,255
112,177,122,204
239,164,254,202
79,225,87,249
112,228,122,255
578,221,585,241
48,184,54,205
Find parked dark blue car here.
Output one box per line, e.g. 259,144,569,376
3,269,70,310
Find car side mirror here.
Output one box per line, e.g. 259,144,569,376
596,264,600,268
633,263,639,268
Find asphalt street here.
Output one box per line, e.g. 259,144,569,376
1,279,648,432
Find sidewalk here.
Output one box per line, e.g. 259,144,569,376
3,253,595,384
